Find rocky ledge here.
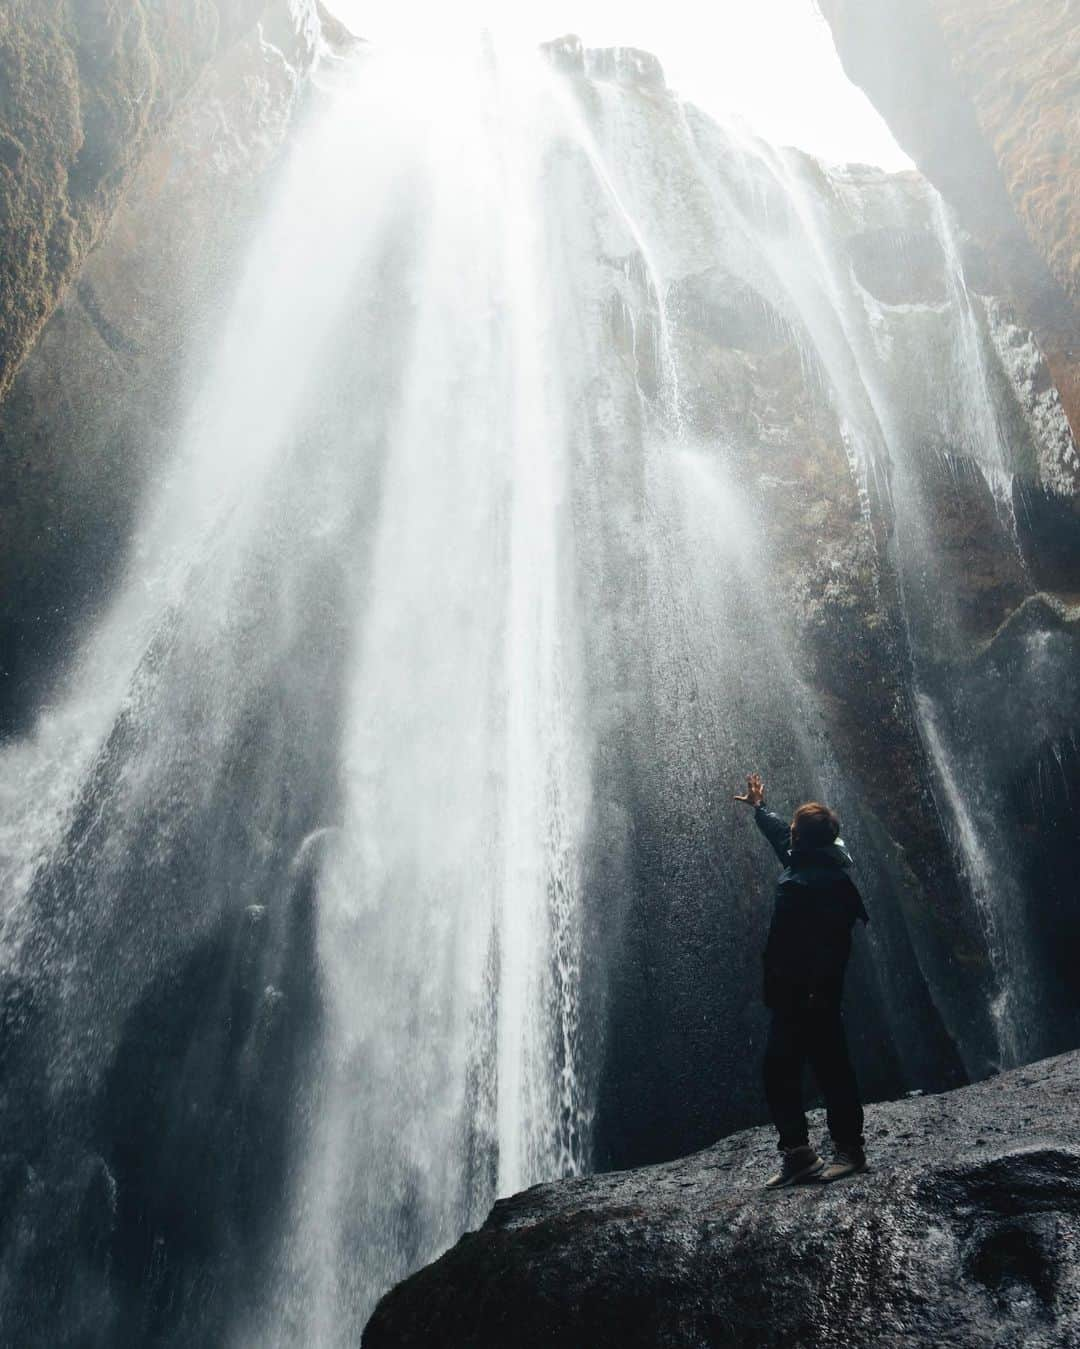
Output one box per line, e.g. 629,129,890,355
364,1051,1080,1348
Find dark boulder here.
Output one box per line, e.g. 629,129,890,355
364,1051,1080,1348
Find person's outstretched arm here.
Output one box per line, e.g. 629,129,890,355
734,772,791,865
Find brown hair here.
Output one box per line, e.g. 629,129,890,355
791,801,840,851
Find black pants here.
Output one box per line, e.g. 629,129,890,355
763,1002,864,1151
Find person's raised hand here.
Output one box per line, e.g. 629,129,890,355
733,772,765,807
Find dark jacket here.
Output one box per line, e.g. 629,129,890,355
754,804,869,1010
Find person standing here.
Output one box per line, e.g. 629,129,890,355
734,772,869,1188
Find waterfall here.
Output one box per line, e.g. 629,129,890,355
1,32,1074,1347
244,48,595,1340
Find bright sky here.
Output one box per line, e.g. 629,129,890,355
324,0,912,169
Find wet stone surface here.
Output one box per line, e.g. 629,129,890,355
364,1050,1080,1348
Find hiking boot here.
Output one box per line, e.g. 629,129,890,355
819,1145,867,1182
764,1145,824,1189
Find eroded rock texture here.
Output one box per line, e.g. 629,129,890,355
364,1050,1080,1349
820,0,1080,444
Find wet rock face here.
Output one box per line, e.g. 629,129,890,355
819,0,1080,447
591,237,986,1172
363,1051,1080,1349
0,0,328,731
0,0,281,408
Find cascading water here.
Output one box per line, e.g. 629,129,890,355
243,49,595,1339
663,106,1047,1067
2,30,1078,1348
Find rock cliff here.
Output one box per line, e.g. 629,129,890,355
363,1049,1080,1349
819,0,1080,441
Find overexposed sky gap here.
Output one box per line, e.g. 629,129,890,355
324,0,912,169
